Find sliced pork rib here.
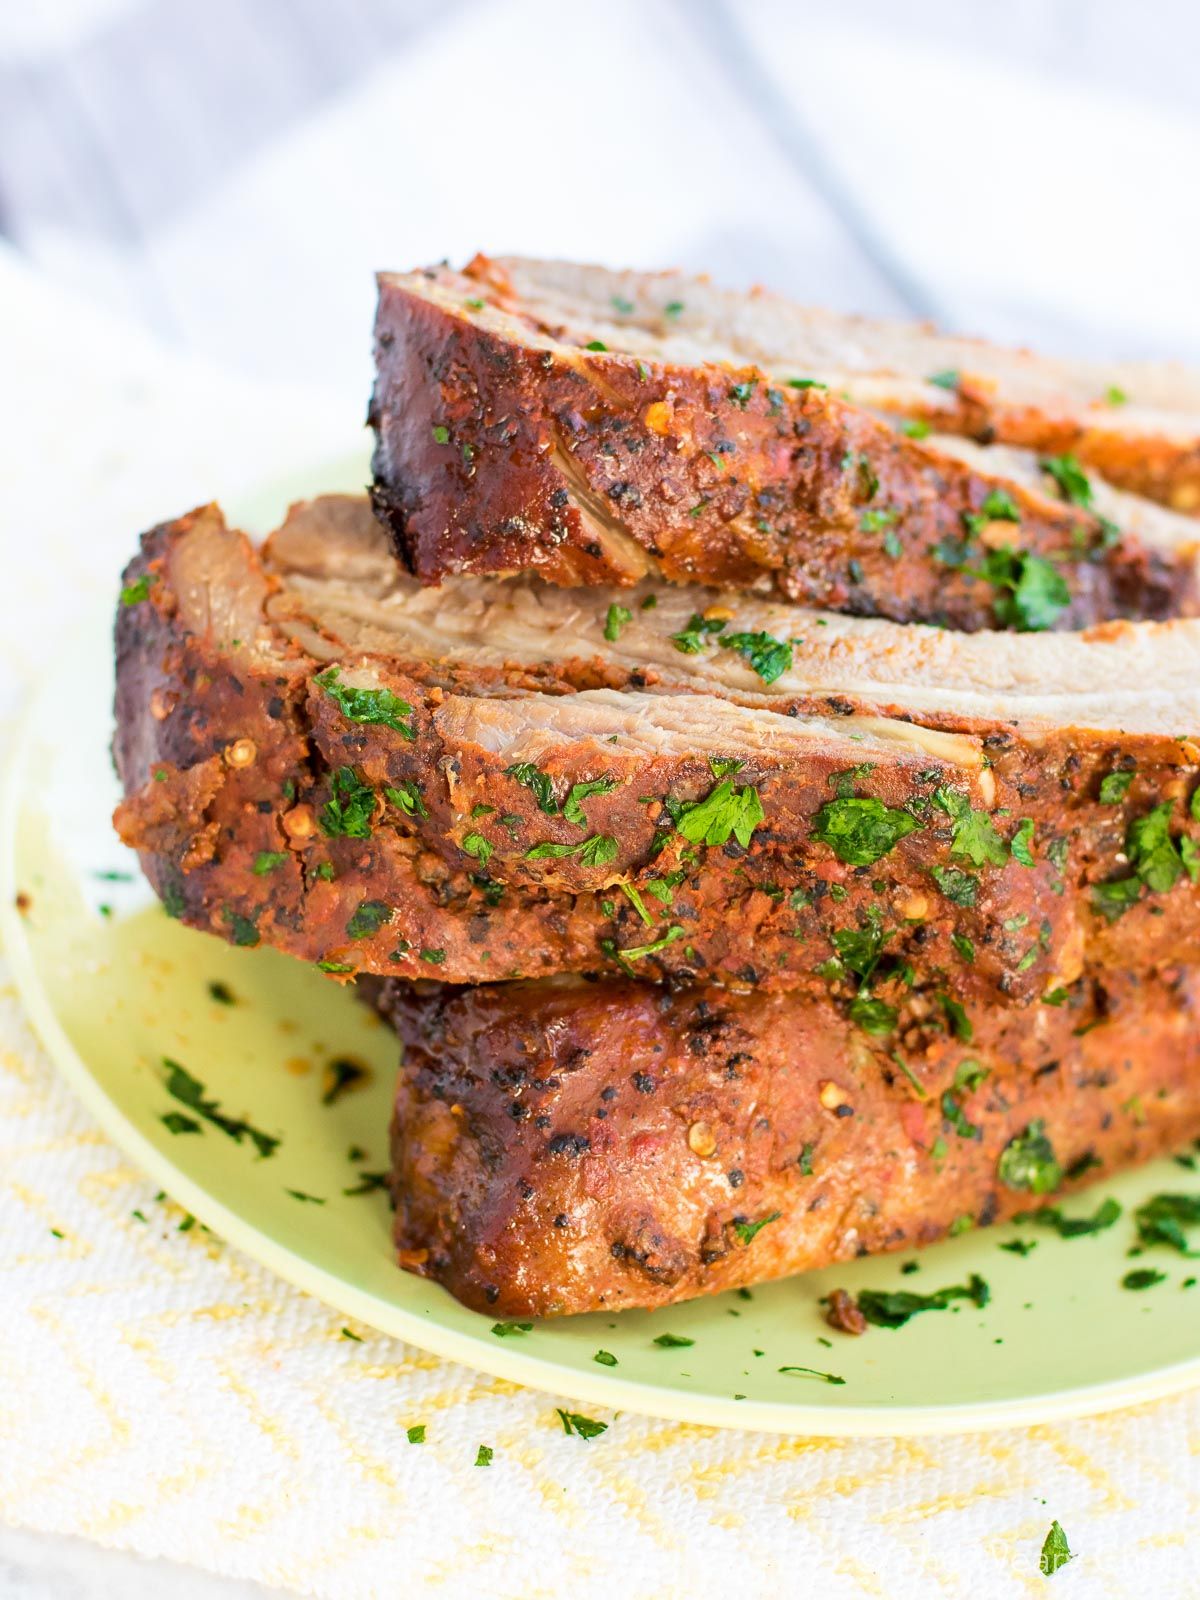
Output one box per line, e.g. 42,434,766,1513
369,257,1200,628
113,495,1200,1007
375,968,1200,1316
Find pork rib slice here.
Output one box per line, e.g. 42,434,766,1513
113,494,1200,1006
369,256,1200,630
491,255,1200,510
375,967,1200,1316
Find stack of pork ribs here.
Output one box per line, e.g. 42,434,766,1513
113,255,1200,1317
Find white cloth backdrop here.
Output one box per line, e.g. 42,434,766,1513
2,4,1199,1596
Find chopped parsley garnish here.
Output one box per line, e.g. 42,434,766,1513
322,1058,366,1106
1128,800,1186,892
1094,799,1189,919
252,851,288,875
432,424,450,444
952,931,976,962
848,996,897,1036
938,993,973,1042
320,766,376,838
585,339,607,351
342,1170,388,1197
901,418,930,439
314,667,415,739
860,506,898,534
161,1111,201,1136
594,1350,618,1366
932,866,978,907
670,613,727,654
673,778,765,848
1091,875,1142,923
1105,385,1127,406
406,1424,426,1444
563,777,618,826
927,369,960,391
828,762,877,799
222,908,260,947
207,981,235,1005
385,781,428,818
462,832,494,868
1122,1268,1166,1291
663,300,684,318
954,1060,989,1094
475,1444,494,1466
940,1090,979,1141
778,1365,845,1385
120,573,155,606
419,948,446,965
1041,453,1093,508
1133,1192,1200,1254
285,1189,325,1204
604,603,632,641
734,1211,781,1246
611,294,634,314
997,1120,1061,1194
933,786,1008,868
526,833,618,867
811,796,919,866
505,761,558,814
787,377,827,390
601,926,686,969
977,548,1071,632
161,1058,278,1158
850,1273,989,1329
346,900,392,940
556,1409,608,1440
652,1332,694,1348
1039,1521,1073,1576
1010,818,1036,866
720,629,793,684
969,487,1021,529
1019,1196,1121,1238
491,1321,533,1337
1099,768,1134,804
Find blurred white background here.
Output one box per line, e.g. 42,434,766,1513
2,0,1198,418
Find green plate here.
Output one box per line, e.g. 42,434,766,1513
4,465,1200,1437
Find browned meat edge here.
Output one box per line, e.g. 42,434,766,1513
112,504,1200,1007
369,260,1200,630
375,968,1200,1316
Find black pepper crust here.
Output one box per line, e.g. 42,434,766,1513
374,967,1200,1317
369,259,1200,630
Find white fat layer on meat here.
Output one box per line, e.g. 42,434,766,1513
431,687,981,771
484,257,1200,441
262,497,1200,737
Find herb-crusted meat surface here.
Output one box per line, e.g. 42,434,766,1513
375,968,1200,1316
486,257,1200,512
113,495,1200,1003
369,256,1200,629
